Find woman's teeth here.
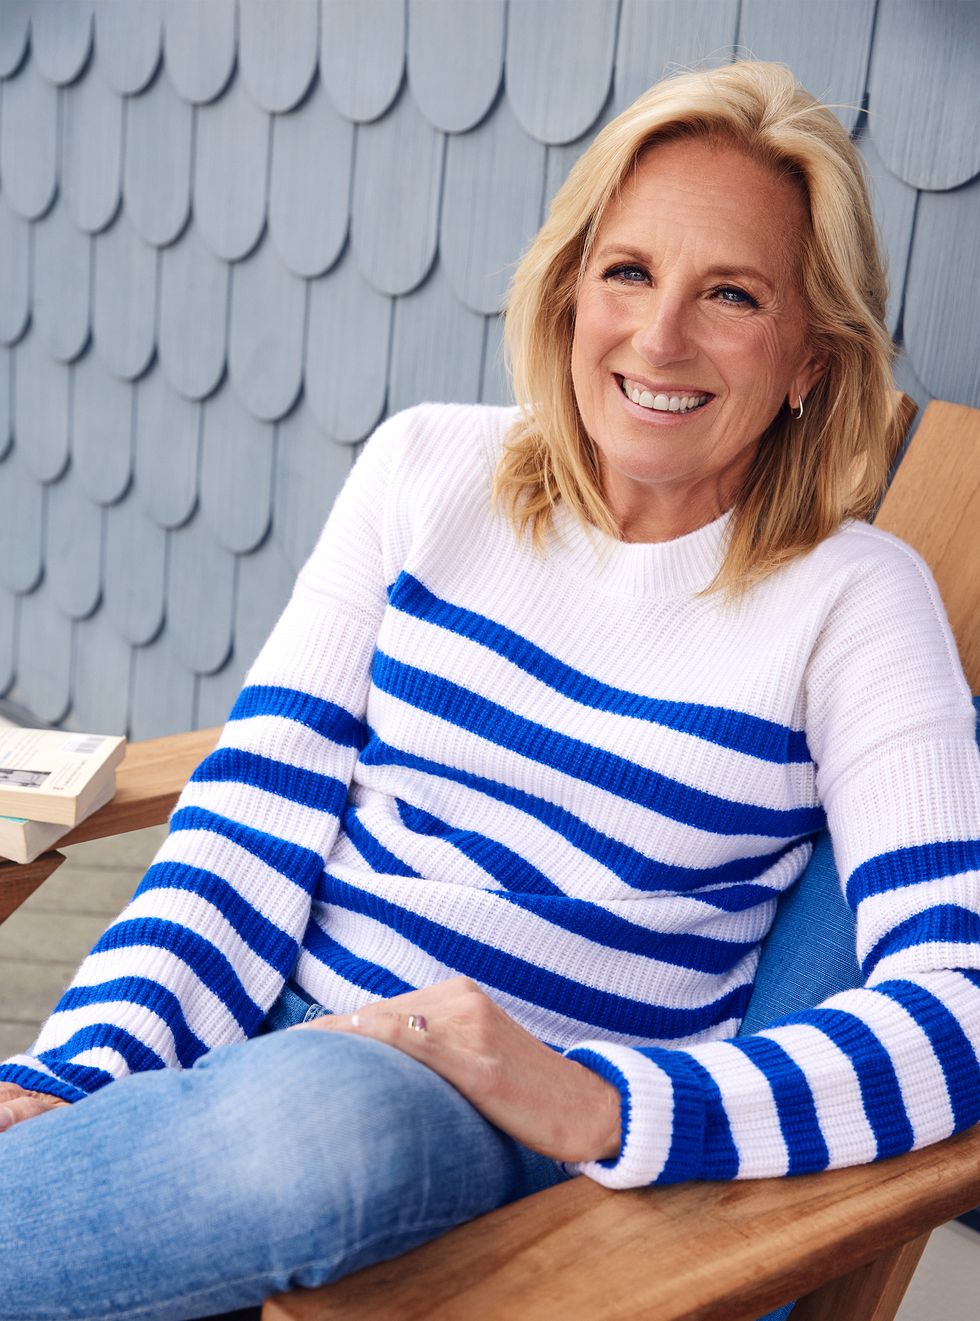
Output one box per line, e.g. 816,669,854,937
620,378,708,413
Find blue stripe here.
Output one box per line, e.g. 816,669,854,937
137,862,301,972
388,572,811,763
777,1007,914,1158
318,872,751,1039
191,747,349,816
730,1035,829,1173
90,917,264,1034
0,1064,89,1104
343,805,420,877
361,735,800,894
630,1048,710,1183
372,652,823,839
846,838,980,908
230,684,366,748
23,1059,116,1094
871,978,980,1130
862,905,980,977
38,1024,166,1076
301,914,416,999
170,806,325,885
395,798,755,972
54,976,208,1068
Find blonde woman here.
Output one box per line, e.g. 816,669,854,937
2,62,978,1321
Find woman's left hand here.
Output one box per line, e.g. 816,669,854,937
291,976,622,1164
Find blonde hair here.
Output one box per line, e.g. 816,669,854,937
497,60,897,591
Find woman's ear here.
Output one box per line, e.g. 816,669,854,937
789,353,828,412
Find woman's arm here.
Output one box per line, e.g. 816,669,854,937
0,412,409,1105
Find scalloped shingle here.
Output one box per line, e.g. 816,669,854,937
0,585,15,693
351,88,443,296
0,199,30,346
163,0,236,106
196,652,248,732
124,69,193,247
0,1,30,79
0,347,10,460
158,224,229,402
130,631,195,741
45,473,103,620
737,0,875,133
274,399,354,571
234,533,298,670
0,60,58,220
407,0,504,134
441,95,546,315
15,587,72,724
388,258,484,414
613,0,738,110
62,70,123,234
30,0,93,87
227,236,306,423
857,130,917,337
72,350,133,505
33,198,92,363
868,0,980,191
904,175,980,407
199,382,274,554
166,512,235,674
506,0,616,146
480,313,511,407
194,74,270,262
134,367,200,529
70,609,131,734
305,250,392,443
0,448,43,593
239,0,319,114
94,0,163,95
103,492,166,646
92,212,157,381
268,74,353,279
321,0,405,124
14,337,69,483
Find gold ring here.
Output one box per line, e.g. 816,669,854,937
406,1013,428,1033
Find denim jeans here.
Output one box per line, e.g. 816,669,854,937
0,984,570,1320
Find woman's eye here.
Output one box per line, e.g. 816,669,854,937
714,285,759,308
604,263,648,284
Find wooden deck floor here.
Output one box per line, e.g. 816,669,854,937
0,825,167,1058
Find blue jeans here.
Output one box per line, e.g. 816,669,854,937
0,985,570,1319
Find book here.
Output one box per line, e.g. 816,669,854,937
0,776,118,864
0,729,126,827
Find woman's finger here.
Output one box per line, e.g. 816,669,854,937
0,1092,69,1133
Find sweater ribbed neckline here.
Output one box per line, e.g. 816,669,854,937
546,502,732,600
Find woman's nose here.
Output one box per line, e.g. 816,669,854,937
631,295,695,365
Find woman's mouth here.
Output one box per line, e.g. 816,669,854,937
617,376,711,414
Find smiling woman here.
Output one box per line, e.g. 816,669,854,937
1,61,978,1321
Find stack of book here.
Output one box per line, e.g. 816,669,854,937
0,729,127,864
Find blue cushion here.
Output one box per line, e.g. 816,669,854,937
740,696,980,1036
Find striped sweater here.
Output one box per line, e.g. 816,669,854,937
4,402,980,1189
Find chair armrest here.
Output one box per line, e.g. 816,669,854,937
0,728,219,924
264,1122,980,1321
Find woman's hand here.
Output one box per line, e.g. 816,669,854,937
0,1082,70,1133
291,976,622,1164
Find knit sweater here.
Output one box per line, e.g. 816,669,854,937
4,402,980,1190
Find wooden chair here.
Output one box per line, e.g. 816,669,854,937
1,399,978,1321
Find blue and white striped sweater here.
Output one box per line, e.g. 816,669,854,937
4,402,979,1190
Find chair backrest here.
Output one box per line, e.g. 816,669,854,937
741,400,980,1033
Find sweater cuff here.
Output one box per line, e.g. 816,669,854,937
0,1059,88,1105
564,1043,706,1188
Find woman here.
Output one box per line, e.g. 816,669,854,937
1,60,978,1319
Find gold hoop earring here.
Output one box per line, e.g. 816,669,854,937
792,396,805,420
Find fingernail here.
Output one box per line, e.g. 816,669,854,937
0,1106,12,1132
351,1013,362,1028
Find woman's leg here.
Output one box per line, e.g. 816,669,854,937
0,1029,570,1320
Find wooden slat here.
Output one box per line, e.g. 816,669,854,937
263,1122,980,1321
0,852,65,924
874,399,980,691
792,1231,930,1321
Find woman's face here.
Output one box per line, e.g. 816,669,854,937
570,136,825,541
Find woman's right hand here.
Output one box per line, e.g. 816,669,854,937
0,1082,70,1132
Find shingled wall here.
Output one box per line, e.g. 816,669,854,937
0,0,978,738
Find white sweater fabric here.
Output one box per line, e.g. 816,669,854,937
4,402,980,1189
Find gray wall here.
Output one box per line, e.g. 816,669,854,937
0,0,978,737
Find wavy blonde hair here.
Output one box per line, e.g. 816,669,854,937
496,60,898,591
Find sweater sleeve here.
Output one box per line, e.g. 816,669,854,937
0,411,412,1104
564,535,980,1188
